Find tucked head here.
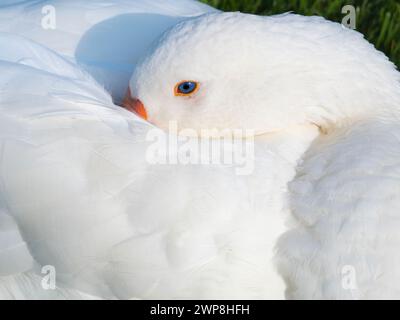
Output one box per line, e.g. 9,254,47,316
124,12,400,135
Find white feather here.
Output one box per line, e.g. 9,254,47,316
0,31,319,299
0,0,216,102
2,2,400,300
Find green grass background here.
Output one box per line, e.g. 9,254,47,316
201,0,400,68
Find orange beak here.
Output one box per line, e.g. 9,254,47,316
122,88,148,121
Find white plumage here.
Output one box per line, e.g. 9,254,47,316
278,119,400,299
0,33,319,298
0,11,318,299
0,0,216,102
1,0,400,300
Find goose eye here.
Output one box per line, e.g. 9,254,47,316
175,81,199,96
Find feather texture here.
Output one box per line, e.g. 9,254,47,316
0,31,319,299
0,0,217,102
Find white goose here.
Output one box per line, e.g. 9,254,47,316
0,30,318,299
123,11,400,299
1,4,400,300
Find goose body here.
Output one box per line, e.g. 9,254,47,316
1,2,400,300
279,119,400,299
0,32,320,299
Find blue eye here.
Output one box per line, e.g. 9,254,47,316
175,81,199,96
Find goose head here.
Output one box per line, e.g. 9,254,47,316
124,12,400,136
